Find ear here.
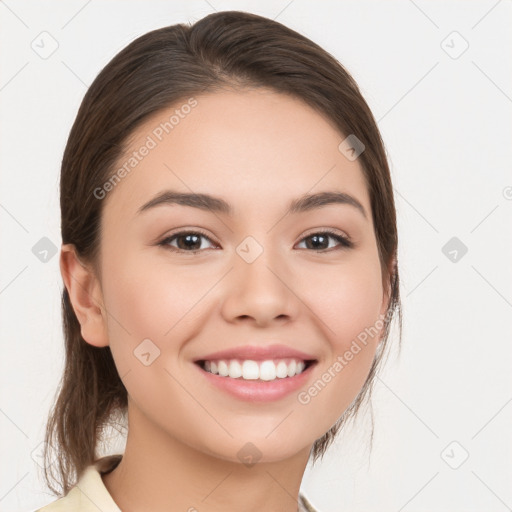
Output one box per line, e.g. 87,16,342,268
60,243,109,347
380,260,392,317
378,252,396,337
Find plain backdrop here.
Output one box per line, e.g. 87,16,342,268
1,1,511,511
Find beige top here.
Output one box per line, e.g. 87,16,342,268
36,454,318,512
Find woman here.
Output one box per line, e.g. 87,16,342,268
38,10,402,511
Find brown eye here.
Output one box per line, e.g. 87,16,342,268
297,231,353,251
158,229,353,254
159,231,217,253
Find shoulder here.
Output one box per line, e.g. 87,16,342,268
37,489,319,512
35,455,123,512
298,492,320,512
34,485,83,511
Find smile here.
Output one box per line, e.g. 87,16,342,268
197,358,314,381
194,358,318,402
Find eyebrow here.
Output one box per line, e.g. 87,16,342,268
137,189,368,219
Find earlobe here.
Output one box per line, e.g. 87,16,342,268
60,244,109,347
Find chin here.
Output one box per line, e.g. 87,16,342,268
197,430,315,465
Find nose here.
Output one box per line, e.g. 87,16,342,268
220,243,300,328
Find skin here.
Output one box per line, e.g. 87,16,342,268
61,87,391,512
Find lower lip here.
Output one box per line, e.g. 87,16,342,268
194,362,317,402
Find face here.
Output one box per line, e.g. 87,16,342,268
89,88,389,463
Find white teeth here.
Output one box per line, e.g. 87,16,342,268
276,361,288,378
242,360,259,380
228,360,242,378
287,360,296,377
218,360,229,377
201,358,310,381
259,360,276,381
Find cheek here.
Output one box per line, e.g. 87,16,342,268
99,249,179,369
99,254,208,418
99,248,223,389
305,254,385,348
295,255,384,420
101,247,209,339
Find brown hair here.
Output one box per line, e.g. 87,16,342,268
43,10,402,496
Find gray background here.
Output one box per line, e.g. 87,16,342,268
1,1,511,511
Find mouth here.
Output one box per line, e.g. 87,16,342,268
192,344,319,401
195,358,317,382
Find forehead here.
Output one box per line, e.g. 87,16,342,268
103,88,370,220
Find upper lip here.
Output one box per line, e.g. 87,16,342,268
194,344,317,362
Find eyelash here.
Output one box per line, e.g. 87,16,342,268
157,228,353,254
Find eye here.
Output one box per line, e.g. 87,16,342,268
296,230,353,251
158,228,353,254
158,230,218,253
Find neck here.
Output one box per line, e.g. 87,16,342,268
102,401,312,512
